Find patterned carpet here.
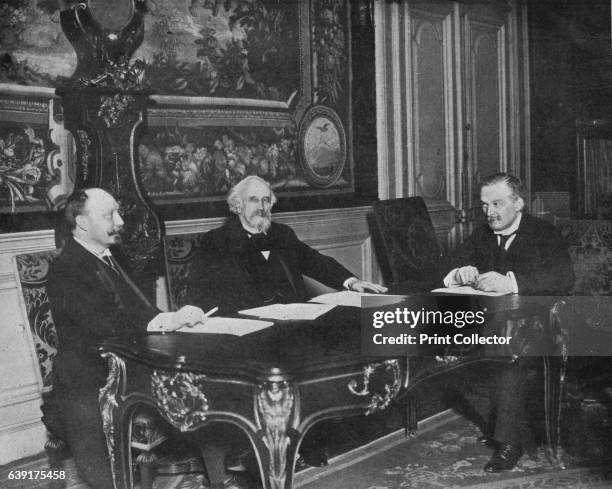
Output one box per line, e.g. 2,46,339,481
297,417,612,489
2,416,611,489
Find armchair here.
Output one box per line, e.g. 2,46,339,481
13,250,202,489
164,234,206,311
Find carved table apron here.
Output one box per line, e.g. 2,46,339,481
97,301,553,489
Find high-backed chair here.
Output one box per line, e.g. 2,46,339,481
12,250,200,489
13,250,65,455
164,233,206,310
371,196,441,291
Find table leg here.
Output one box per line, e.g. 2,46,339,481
100,353,130,489
257,380,297,489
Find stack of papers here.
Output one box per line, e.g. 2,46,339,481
238,303,335,320
309,291,407,308
176,317,273,336
431,286,512,297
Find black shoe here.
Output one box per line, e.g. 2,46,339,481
477,435,498,448
212,475,249,489
484,443,523,472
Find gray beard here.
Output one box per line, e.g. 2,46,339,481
256,217,272,233
246,214,272,233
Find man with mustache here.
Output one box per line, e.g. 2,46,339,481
186,175,387,314
47,188,233,489
441,172,574,471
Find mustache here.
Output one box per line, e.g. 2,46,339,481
108,228,124,237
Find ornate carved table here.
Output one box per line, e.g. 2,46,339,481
97,299,559,489
98,306,416,489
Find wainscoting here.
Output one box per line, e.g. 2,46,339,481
0,206,380,465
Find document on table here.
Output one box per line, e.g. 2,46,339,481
238,303,335,321
309,290,407,308
176,317,274,336
431,286,512,297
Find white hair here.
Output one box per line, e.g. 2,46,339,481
227,176,277,214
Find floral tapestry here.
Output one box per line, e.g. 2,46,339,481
0,123,57,212
139,123,351,203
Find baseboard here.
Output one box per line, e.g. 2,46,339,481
0,422,47,466
293,409,461,488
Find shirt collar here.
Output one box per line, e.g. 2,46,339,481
73,236,112,260
495,212,522,236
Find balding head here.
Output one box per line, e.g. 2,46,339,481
65,188,124,251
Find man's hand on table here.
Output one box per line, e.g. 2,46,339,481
346,278,388,294
475,271,514,293
453,266,479,286
147,305,209,332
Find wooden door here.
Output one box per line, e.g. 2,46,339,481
459,1,520,238
374,0,528,249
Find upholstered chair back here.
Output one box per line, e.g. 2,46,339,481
13,250,62,393
558,220,612,296
371,196,441,290
164,233,206,311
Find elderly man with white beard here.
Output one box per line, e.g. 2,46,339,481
186,175,386,314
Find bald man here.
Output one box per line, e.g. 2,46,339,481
47,188,229,489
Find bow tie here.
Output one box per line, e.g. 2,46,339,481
249,232,271,252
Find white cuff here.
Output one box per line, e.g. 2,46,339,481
443,268,460,287
506,271,519,293
343,277,359,290
147,312,173,332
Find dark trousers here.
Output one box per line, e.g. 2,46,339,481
439,360,532,447
58,390,115,489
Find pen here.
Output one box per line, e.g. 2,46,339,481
204,306,219,317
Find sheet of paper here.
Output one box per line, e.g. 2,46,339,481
431,286,512,297
238,303,335,320
309,290,407,308
176,317,274,336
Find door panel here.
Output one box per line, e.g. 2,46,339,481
409,5,458,249
462,7,509,235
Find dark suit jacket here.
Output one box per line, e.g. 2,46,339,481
444,213,574,295
48,237,158,391
185,216,355,314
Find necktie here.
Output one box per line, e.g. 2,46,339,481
498,232,516,251
250,233,271,252
102,254,119,275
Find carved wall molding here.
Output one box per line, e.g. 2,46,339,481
0,382,41,409
150,95,292,110
0,230,56,255
166,206,371,238
148,108,294,126
0,98,50,116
